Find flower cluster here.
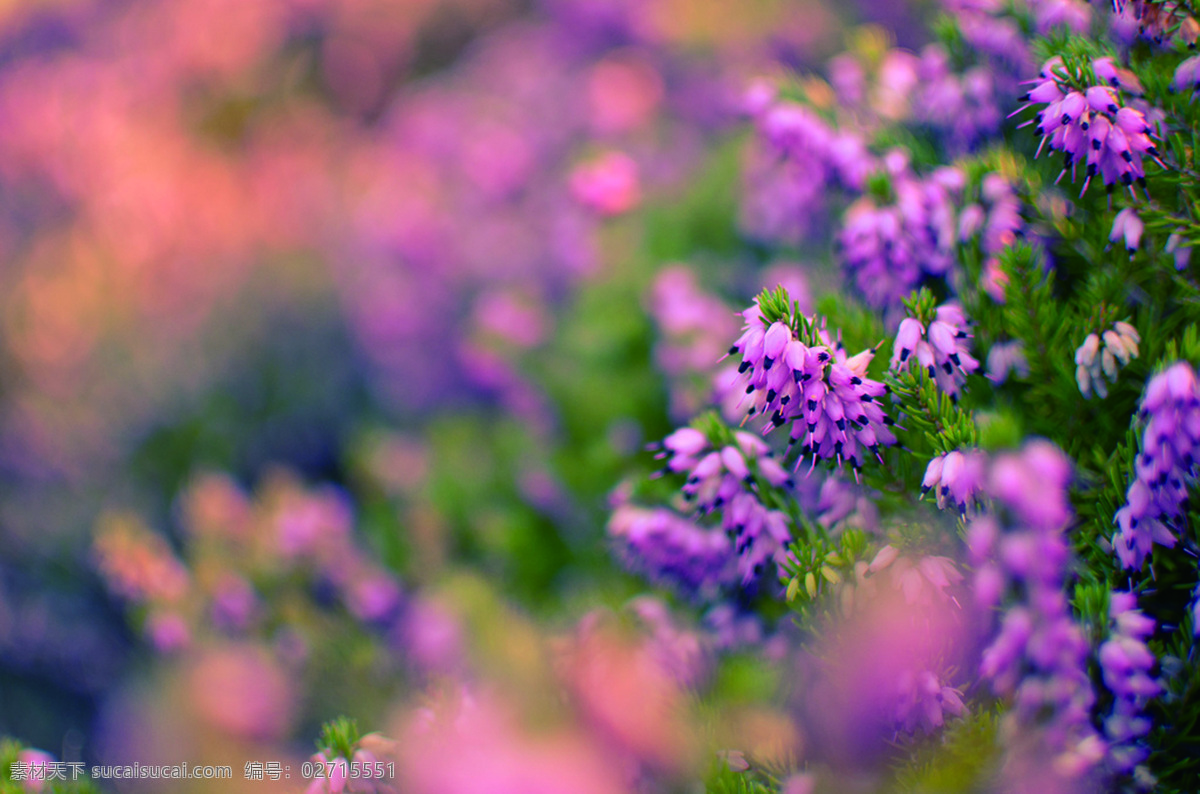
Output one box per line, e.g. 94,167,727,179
967,442,1104,778
921,449,988,516
648,266,740,418
726,293,896,476
94,471,407,657
913,44,1003,153
892,303,980,400
651,425,795,584
1113,362,1200,569
838,155,961,312
1074,320,1140,399
741,97,871,245
1019,56,1161,194
892,668,968,735
958,172,1024,301
1098,592,1159,774
608,504,733,596
793,543,971,748
656,430,791,511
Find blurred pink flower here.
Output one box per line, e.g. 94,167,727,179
569,151,642,215
187,644,295,740
398,688,630,794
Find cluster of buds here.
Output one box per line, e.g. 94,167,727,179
921,449,988,517
892,302,980,400
1098,592,1159,774
1019,56,1161,194
1113,362,1200,569
1075,321,1140,399
725,289,897,478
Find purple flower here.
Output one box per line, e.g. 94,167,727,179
1030,0,1092,34
725,298,897,477
1019,57,1162,195
838,158,961,312
968,442,1102,774
892,668,967,734
891,302,980,399
1167,231,1193,270
913,45,1003,151
1172,55,1200,96
1113,362,1200,569
921,449,988,515
740,100,871,246
1109,208,1144,252
1099,592,1159,774
987,340,1029,384
608,503,733,596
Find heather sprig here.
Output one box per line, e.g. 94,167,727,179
726,287,897,479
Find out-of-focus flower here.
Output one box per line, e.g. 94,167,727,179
1110,208,1144,252
1074,321,1139,399
561,614,699,774
93,514,190,605
608,503,733,596
1099,592,1159,774
647,265,739,418
794,567,973,759
1113,362,1200,569
15,749,55,793
987,340,1029,384
146,611,191,653
966,442,1102,782
838,158,961,312
1030,0,1092,34
186,644,295,741
569,151,642,215
1172,54,1200,96
628,597,712,689
397,687,630,794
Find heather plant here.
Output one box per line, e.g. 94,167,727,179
5,1,1200,793
610,1,1200,792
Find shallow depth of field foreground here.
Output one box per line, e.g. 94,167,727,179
0,0,1198,793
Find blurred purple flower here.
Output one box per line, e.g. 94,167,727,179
1113,362,1200,569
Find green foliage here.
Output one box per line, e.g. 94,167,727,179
779,529,870,616
890,707,1002,794
316,716,361,760
705,762,776,794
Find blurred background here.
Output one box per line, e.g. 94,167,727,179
0,0,927,790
